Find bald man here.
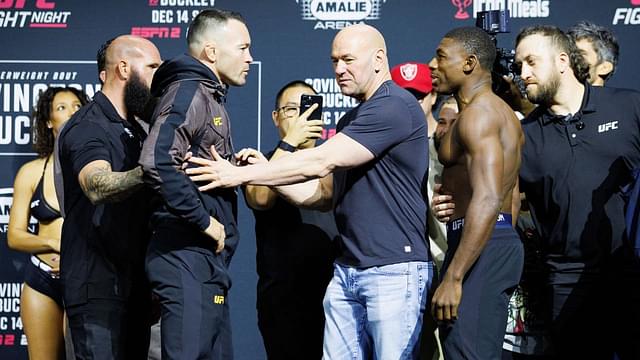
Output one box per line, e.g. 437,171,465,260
186,24,433,359
58,35,161,359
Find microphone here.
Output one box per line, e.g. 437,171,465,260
576,122,585,130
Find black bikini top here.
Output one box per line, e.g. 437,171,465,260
30,157,62,222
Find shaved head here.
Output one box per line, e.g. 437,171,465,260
99,34,161,119
105,35,160,70
331,24,390,100
334,24,387,54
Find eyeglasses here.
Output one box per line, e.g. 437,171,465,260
276,105,300,117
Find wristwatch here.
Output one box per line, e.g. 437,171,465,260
277,140,297,152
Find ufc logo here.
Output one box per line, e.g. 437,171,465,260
451,218,465,231
0,0,55,9
598,121,619,133
213,295,225,305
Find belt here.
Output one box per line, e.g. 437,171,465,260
31,255,53,273
447,213,514,233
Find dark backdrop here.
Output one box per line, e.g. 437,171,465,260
1,0,638,358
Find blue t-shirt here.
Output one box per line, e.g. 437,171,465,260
333,80,430,268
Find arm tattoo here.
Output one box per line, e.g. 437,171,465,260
82,164,144,204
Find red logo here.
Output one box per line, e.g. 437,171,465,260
131,26,181,39
0,0,55,9
632,0,640,5
451,0,473,20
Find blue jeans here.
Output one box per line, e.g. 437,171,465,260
322,261,433,359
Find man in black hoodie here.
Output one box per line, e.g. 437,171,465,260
139,9,252,359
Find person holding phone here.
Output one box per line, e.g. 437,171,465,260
244,80,337,359
299,93,324,124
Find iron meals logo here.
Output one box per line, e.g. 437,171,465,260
452,0,550,20
297,0,388,30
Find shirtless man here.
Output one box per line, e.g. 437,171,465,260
428,26,524,360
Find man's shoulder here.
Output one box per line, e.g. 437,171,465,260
521,106,545,128
371,82,414,104
460,93,509,122
364,85,419,118
61,102,108,138
162,79,221,112
595,85,640,97
591,85,640,107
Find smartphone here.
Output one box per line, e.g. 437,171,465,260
300,94,323,121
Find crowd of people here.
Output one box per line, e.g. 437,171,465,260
6,6,640,360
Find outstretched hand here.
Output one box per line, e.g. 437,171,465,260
186,145,244,191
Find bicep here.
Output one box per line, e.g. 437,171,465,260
321,133,375,170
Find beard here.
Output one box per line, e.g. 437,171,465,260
124,70,151,118
526,72,560,106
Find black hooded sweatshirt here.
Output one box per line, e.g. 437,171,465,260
140,54,238,266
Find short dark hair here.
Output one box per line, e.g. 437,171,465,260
274,80,317,110
567,21,619,81
32,87,90,157
516,25,589,83
444,27,496,71
96,37,115,80
187,9,245,50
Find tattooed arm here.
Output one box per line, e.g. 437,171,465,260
78,160,144,205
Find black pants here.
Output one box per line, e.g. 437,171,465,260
66,296,151,360
440,225,524,360
256,264,332,359
146,225,232,360
547,257,640,360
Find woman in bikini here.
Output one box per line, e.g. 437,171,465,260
8,86,88,359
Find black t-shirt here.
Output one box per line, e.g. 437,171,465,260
520,84,640,273
253,195,338,298
333,80,430,268
58,92,150,306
